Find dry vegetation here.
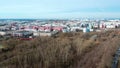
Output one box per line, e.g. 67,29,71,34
0,30,120,68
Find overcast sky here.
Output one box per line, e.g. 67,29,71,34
0,0,120,19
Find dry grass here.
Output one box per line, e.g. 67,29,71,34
0,31,120,68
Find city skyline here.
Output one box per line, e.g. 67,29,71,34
0,0,120,19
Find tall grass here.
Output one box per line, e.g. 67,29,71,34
0,31,120,68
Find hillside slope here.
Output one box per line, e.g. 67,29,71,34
0,30,120,68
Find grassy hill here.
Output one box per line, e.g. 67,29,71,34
0,30,120,68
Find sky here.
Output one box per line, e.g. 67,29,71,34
0,0,120,19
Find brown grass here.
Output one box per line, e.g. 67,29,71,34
0,31,120,68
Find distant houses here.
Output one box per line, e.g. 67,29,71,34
12,31,33,37
0,19,120,38
0,31,7,36
33,31,58,36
